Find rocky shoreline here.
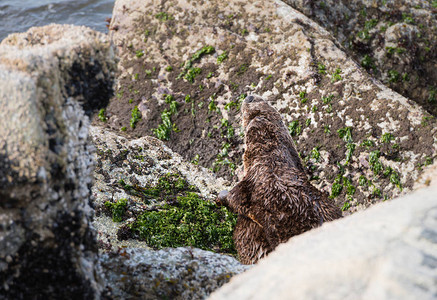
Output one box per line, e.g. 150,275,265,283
0,0,436,299
104,0,436,214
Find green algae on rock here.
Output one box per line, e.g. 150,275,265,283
105,198,128,222
104,0,436,215
130,191,236,253
110,172,237,254
91,125,244,298
282,0,437,116
91,126,234,249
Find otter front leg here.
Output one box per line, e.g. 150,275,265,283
215,179,252,216
216,188,264,229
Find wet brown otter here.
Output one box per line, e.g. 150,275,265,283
217,95,342,264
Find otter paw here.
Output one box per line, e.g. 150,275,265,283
215,190,229,206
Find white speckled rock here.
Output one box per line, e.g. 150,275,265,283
108,0,436,214
282,0,437,115
0,24,116,298
90,125,250,298
90,125,232,249
209,175,437,300
414,162,437,191
100,247,250,299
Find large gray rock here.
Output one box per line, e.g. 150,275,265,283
106,0,436,214
209,178,437,300
283,0,437,115
0,24,116,298
101,247,250,299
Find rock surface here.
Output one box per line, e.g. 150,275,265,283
1,0,435,298
90,125,249,298
414,162,437,190
0,24,116,298
283,0,437,115
209,176,437,300
101,247,250,299
90,125,231,249
106,0,437,214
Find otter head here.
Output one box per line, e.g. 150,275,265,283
241,95,284,130
244,116,282,172
245,116,279,147
242,95,304,173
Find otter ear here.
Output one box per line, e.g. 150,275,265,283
245,95,255,103
244,95,264,103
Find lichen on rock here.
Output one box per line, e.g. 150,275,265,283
92,128,237,251
100,247,250,299
104,0,436,215
282,0,437,116
91,126,236,252
91,126,246,298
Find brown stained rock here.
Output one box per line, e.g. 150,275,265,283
104,0,436,213
282,0,437,116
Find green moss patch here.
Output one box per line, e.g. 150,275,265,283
117,173,237,254
104,198,128,222
152,94,180,140
118,173,195,203
130,192,236,253
177,45,216,82
98,108,108,122
130,106,142,129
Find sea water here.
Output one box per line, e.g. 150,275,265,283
0,0,114,40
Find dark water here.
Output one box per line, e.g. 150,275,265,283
0,0,114,41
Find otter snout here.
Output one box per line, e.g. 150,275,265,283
245,95,255,103
244,95,264,104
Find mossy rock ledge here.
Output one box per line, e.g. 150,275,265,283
92,0,436,298
90,126,249,299
283,0,437,116
101,0,436,216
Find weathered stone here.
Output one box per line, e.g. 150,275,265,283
90,125,249,297
282,0,437,116
0,24,116,298
414,161,437,190
100,247,250,299
90,125,231,250
106,0,436,214
209,176,437,300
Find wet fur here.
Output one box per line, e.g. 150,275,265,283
218,96,342,264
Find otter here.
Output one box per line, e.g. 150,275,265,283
217,95,342,264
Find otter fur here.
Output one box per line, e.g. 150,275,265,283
217,95,342,264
